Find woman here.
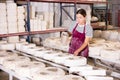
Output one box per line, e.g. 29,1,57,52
68,9,93,58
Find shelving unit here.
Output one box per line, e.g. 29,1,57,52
29,0,107,26
17,0,108,29
91,3,109,30
90,55,120,79
0,0,108,39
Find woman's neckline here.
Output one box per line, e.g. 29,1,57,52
78,24,85,27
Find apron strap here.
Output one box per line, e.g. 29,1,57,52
72,23,78,33
83,25,86,33
73,23,86,33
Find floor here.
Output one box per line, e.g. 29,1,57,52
0,70,18,80
0,71,9,80
0,58,119,80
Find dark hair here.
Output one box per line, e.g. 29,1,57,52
76,9,86,17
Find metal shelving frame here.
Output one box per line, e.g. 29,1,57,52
0,0,108,39
89,55,120,79
17,0,108,27
91,3,108,30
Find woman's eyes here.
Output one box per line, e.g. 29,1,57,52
77,17,83,19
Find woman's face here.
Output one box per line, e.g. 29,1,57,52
76,14,86,25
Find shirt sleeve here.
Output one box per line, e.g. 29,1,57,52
86,24,93,38
68,21,76,33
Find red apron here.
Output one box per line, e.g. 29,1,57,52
69,23,89,58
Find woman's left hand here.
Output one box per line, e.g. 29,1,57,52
74,49,80,56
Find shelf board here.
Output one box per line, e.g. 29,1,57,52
30,27,67,35
0,28,67,37
17,0,107,4
0,32,29,38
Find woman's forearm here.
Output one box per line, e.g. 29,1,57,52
78,42,88,52
74,42,88,55
74,37,90,56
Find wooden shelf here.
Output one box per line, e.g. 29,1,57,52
17,0,107,4
0,32,29,38
0,28,67,38
30,27,67,35
91,23,105,29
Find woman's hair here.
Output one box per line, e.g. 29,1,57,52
76,9,86,17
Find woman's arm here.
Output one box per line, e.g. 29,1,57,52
74,36,91,56
65,30,72,37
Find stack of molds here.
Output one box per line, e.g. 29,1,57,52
49,12,54,29
90,38,105,44
63,56,87,67
43,37,61,48
6,0,14,3
30,5,54,31
17,6,26,32
32,67,65,80
7,36,19,43
0,40,7,44
15,41,28,51
103,41,120,48
3,56,30,70
15,61,46,79
30,5,41,31
85,76,113,80
53,53,73,64
89,44,106,56
0,43,15,50
0,3,8,34
41,20,47,30
78,68,106,76
30,5,35,19
26,46,43,55
21,43,36,53
117,32,120,41
42,12,54,29
109,31,118,41
100,48,120,60
93,30,102,38
101,30,111,40
30,18,47,31
32,37,41,46
61,32,69,45
6,2,18,33
33,47,53,58
43,12,49,29
69,65,113,80
0,50,18,65
69,65,93,73
56,75,85,80
42,51,63,61
43,37,71,52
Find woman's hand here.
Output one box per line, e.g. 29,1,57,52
74,37,90,56
74,49,80,56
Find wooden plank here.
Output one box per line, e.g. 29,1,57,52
17,0,107,4
29,27,67,35
0,32,29,37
